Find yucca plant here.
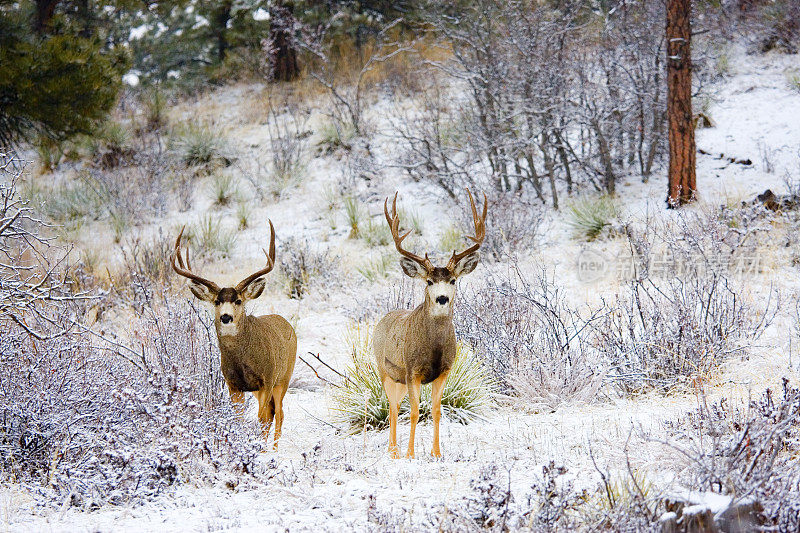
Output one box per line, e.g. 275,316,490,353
565,195,619,240
343,195,361,238
192,215,237,257
210,172,238,207
332,323,496,433
173,123,229,170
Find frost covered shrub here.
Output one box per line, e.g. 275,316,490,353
0,296,264,509
0,156,263,508
667,381,800,530
278,237,338,299
597,208,774,394
455,268,604,410
331,324,495,432
456,191,544,261
595,275,761,394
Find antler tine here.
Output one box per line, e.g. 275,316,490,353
384,192,433,271
235,220,277,293
447,189,488,270
171,226,220,292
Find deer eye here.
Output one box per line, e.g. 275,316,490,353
450,279,456,285
235,299,242,305
426,280,433,286
214,301,221,306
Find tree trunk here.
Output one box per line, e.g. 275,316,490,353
269,3,299,82
666,0,696,207
34,0,60,33
213,0,234,63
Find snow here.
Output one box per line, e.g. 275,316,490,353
4,44,800,531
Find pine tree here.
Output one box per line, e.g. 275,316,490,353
666,0,696,207
0,8,128,148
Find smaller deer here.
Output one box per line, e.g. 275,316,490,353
171,222,297,448
373,190,487,459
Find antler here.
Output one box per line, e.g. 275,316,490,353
447,189,488,271
171,226,221,293
384,192,433,272
235,219,277,292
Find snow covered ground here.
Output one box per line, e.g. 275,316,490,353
3,46,800,531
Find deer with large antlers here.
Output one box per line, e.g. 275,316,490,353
373,189,487,459
171,221,297,448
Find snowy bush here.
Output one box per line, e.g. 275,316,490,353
456,190,545,261
597,207,775,394
0,157,264,508
0,295,265,509
407,1,667,204
278,236,339,299
455,268,605,410
666,380,800,530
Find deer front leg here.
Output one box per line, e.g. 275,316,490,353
430,371,449,459
255,389,275,442
271,384,286,450
381,376,406,458
406,375,422,459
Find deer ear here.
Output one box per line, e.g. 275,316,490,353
452,252,479,277
240,278,266,300
189,281,216,302
400,257,426,278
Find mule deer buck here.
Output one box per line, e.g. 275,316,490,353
171,222,297,448
374,190,487,458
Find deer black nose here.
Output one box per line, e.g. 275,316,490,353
220,314,233,324
436,295,449,305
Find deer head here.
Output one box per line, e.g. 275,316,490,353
170,221,276,337
384,189,487,317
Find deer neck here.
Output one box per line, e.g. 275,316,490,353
416,297,455,343
216,313,252,354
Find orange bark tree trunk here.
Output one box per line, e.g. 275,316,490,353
666,0,696,207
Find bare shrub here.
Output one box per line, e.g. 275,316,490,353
389,85,481,198
0,156,264,508
455,268,605,410
278,237,338,299
456,191,545,261
302,18,415,139
596,275,767,394
664,381,800,530
417,1,667,203
1,295,264,509
263,97,310,199
598,207,776,394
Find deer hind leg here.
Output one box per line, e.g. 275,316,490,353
406,375,422,459
430,370,450,459
271,384,286,450
381,376,407,459
255,389,275,442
